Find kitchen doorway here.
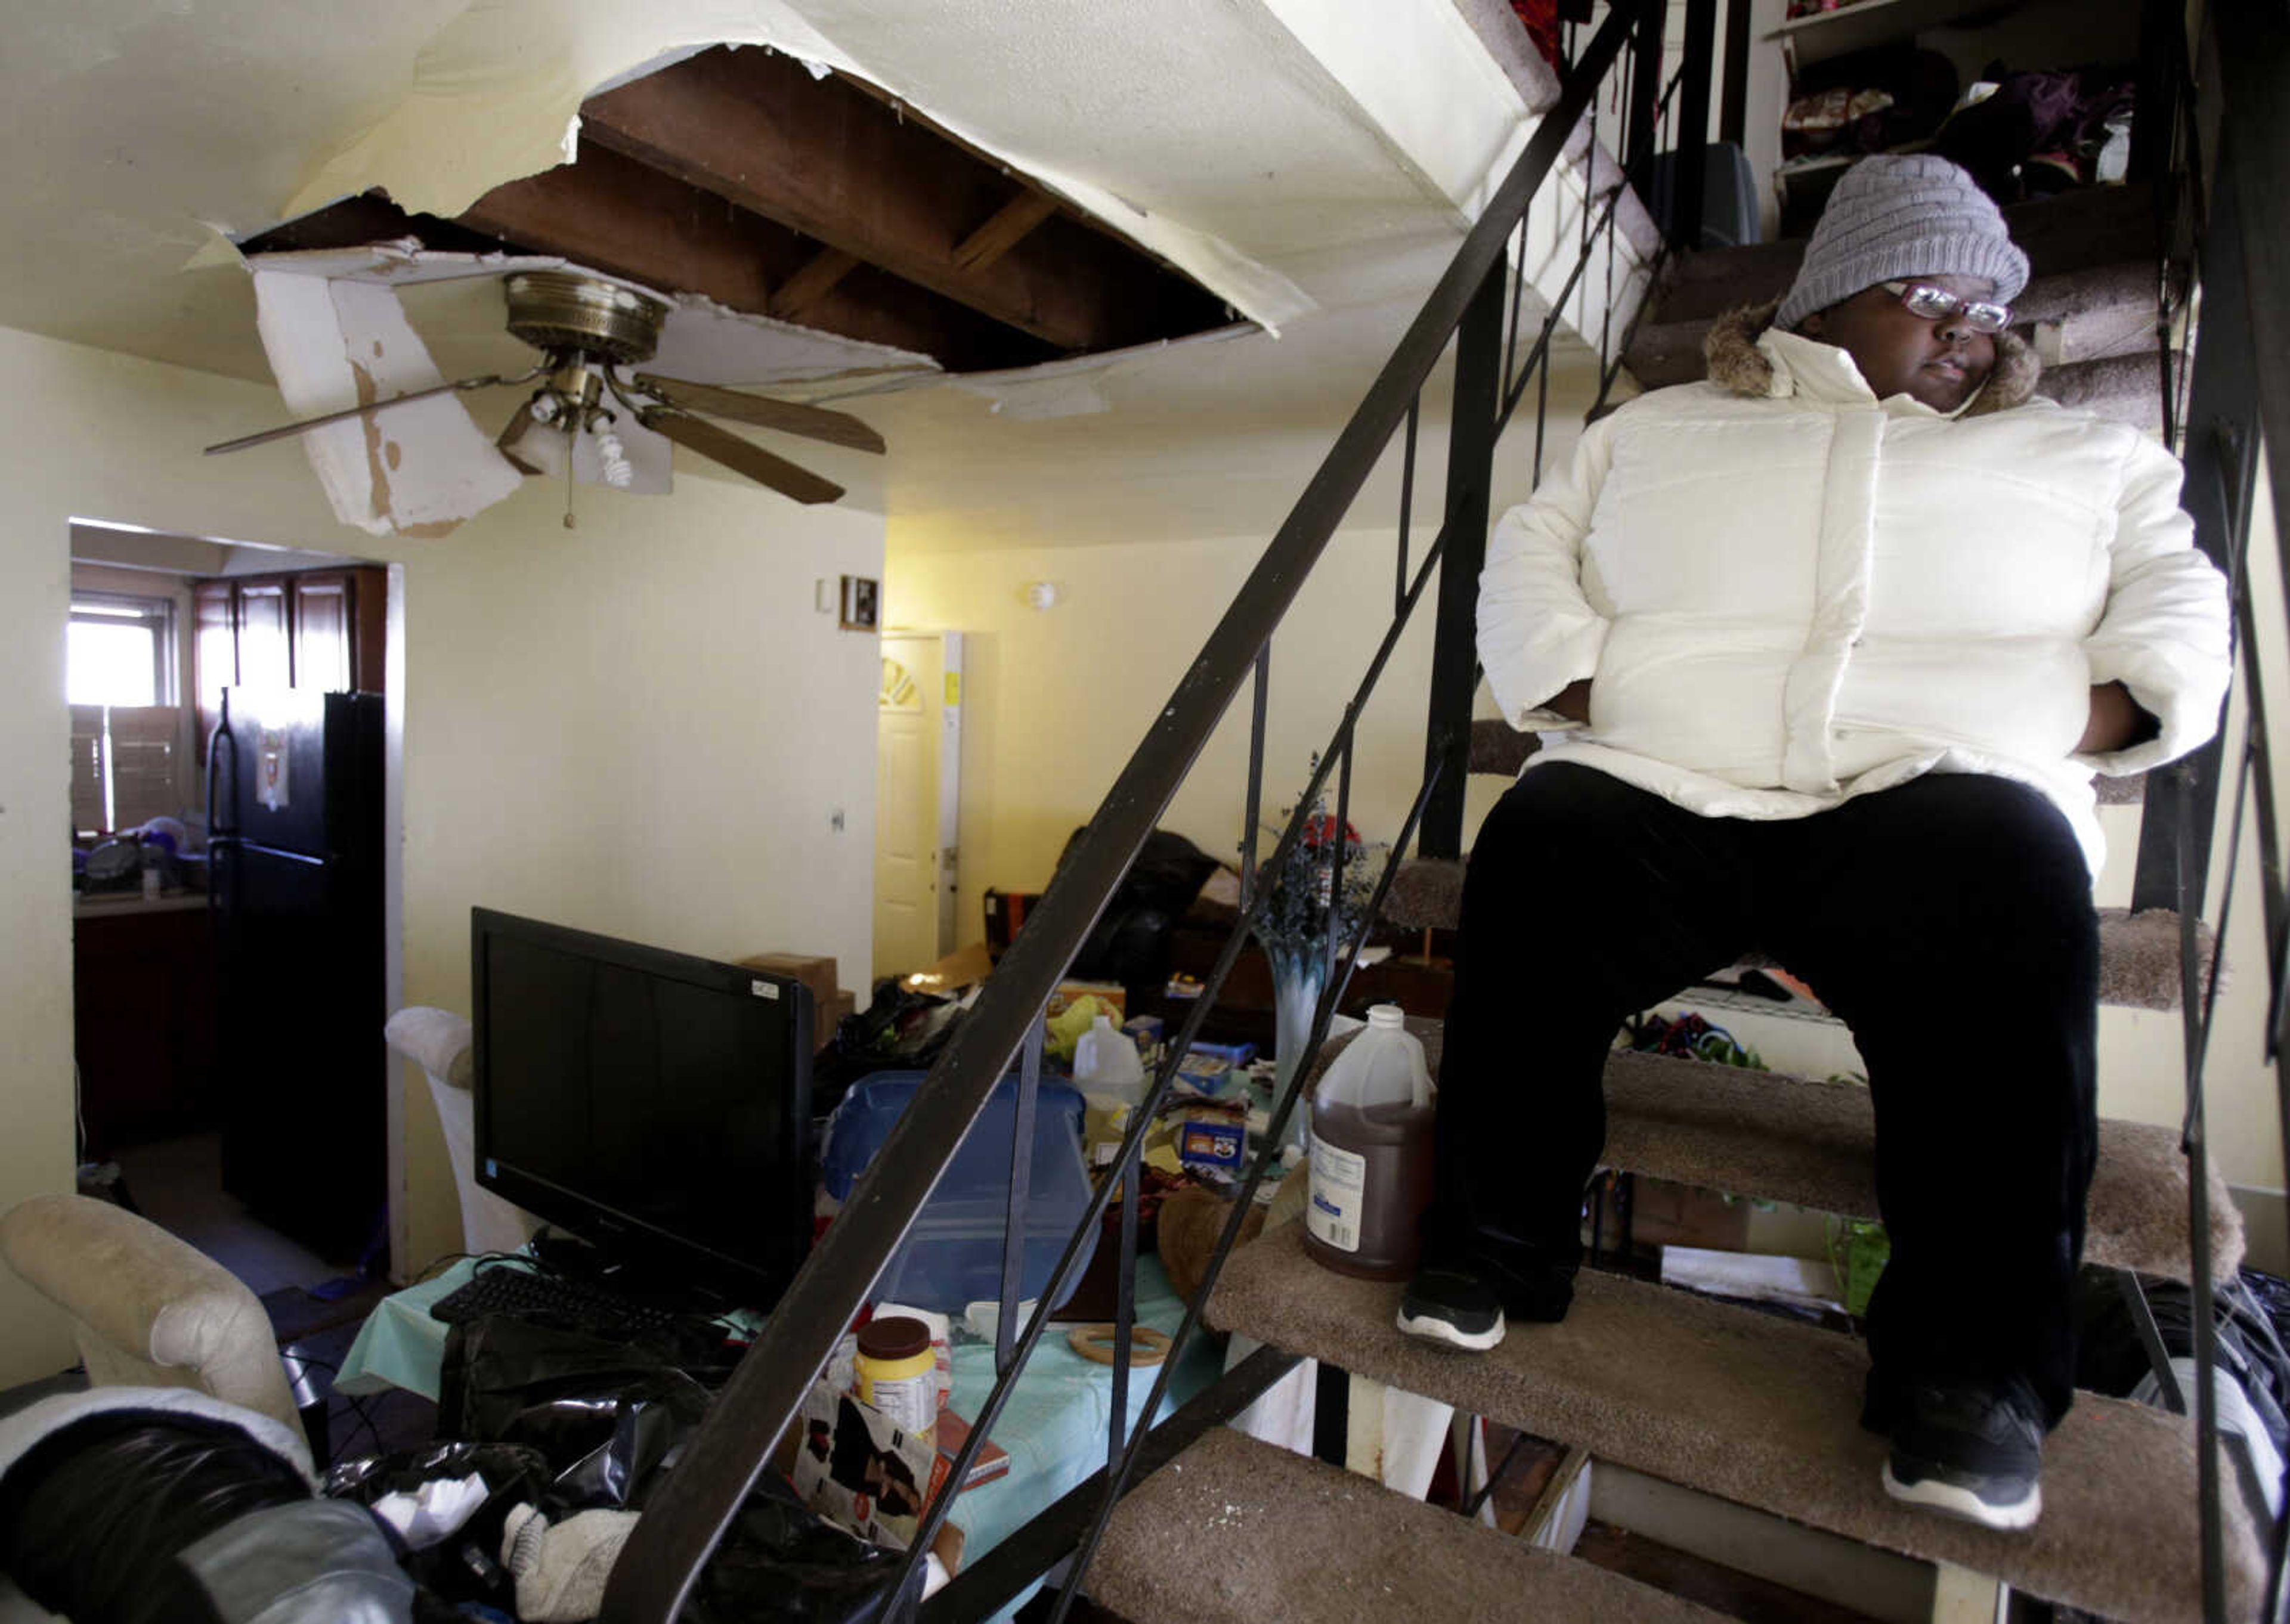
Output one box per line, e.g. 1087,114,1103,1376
67,519,404,1304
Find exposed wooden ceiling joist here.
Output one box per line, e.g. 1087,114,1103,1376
458,143,1047,372
770,247,861,323
952,192,1060,274
577,46,1218,354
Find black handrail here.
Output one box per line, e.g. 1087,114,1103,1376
596,7,1661,1617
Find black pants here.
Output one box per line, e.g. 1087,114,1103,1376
1422,763,2100,1424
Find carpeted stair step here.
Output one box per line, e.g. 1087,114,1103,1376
1468,715,1540,776
1209,1225,2264,1622
1380,856,2212,1012
1653,184,2155,326
1595,1047,2243,1283
1302,1027,2240,1284
1087,1425,1727,1623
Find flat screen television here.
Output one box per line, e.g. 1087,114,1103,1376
471,907,815,1309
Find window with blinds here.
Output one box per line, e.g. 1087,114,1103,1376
68,594,181,839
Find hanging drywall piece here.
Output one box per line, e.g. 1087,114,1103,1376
250,264,524,537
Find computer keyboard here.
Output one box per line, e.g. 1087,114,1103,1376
428,1263,698,1343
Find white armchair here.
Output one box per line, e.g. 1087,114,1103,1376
0,1194,304,1443
384,1006,540,1258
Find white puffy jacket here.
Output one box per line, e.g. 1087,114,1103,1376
1478,309,2231,876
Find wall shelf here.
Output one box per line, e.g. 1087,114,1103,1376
1767,0,2026,68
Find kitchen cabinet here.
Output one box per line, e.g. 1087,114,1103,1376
194,567,386,746
73,897,218,1151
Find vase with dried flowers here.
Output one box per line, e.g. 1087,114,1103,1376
1247,768,1388,1143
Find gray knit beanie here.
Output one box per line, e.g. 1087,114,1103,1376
1775,154,2030,331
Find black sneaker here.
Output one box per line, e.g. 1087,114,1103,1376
1881,1378,2045,1531
1396,1266,1506,1352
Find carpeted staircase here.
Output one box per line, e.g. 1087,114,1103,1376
1081,1026,2255,1620
1084,996,2254,1620
1081,188,2249,1620
1171,1228,2263,1622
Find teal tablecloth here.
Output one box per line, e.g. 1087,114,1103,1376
336,1254,1220,1618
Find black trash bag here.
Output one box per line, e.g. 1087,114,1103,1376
2075,1266,2290,1455
812,983,964,1110
1055,826,1220,997
0,1408,313,1624
326,1439,554,1613
680,1470,923,1624
438,1315,717,1513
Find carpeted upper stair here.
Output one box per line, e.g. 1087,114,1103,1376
1088,1425,1728,1623
1382,848,2215,1014
1303,1025,2241,1284
1205,1226,2263,1623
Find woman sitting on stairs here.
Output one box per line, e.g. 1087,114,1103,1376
1397,154,2232,1534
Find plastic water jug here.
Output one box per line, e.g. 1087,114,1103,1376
1304,1004,1436,1281
1073,1015,1147,1108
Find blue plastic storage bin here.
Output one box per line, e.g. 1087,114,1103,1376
821,1071,1098,1313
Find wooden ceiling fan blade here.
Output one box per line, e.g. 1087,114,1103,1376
642,409,846,505
204,365,544,456
496,398,548,476
632,373,886,454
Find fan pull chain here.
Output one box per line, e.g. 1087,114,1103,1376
564,432,577,530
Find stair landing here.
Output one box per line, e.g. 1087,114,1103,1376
1209,1225,2263,1623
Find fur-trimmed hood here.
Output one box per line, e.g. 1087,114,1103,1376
1701,299,2040,417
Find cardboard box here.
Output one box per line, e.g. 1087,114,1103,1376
740,952,840,1019
900,942,995,997
791,1380,939,1551
1047,980,1126,1019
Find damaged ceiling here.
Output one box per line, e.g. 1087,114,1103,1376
243,45,1240,376
4,0,1602,545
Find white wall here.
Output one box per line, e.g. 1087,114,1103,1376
880,400,1581,929
0,324,883,1383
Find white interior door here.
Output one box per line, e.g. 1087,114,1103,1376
874,633,963,980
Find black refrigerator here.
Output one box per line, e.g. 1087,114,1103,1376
208,686,386,1261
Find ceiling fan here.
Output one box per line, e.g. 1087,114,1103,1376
204,271,885,510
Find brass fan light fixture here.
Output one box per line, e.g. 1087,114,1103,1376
205,271,885,513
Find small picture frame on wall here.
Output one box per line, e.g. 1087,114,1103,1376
839,575,880,632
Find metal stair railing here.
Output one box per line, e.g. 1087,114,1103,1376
596,4,1701,1619
2115,5,2290,1620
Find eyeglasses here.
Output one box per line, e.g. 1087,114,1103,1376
1880,281,2014,334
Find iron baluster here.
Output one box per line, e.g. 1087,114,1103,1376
1397,396,1418,619
1107,1129,1141,1469
2115,1269,2187,1413
2173,772,2226,1624
1240,644,1270,912
998,1019,1046,1378
1328,718,1357,985
1421,258,1507,860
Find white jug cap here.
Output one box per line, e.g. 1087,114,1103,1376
1366,1004,1406,1030
1092,1014,1119,1030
